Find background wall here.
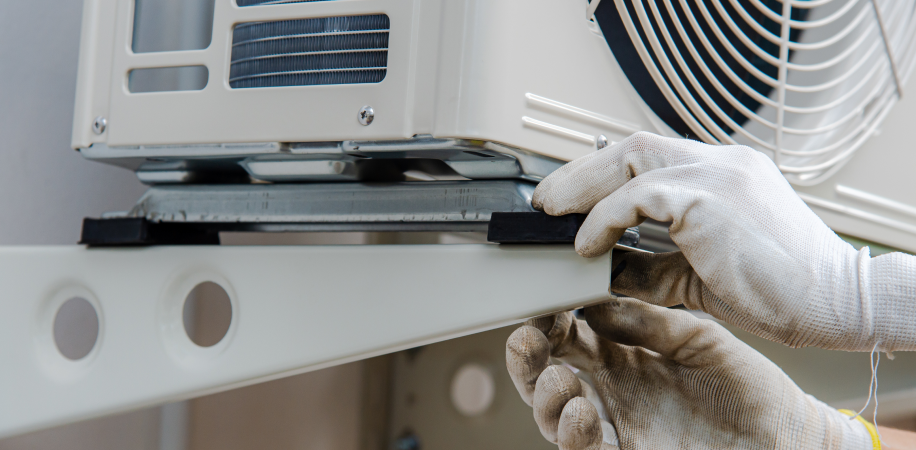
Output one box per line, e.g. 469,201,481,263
0,1,147,246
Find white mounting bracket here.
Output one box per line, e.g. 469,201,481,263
0,244,610,439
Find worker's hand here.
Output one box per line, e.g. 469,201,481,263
506,298,875,450
533,131,916,352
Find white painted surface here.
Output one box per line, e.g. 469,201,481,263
0,244,608,438
795,78,916,252
73,0,664,162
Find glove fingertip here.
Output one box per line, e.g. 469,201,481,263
532,174,559,212
575,233,615,258
531,188,547,211
557,397,603,450
534,365,584,443
506,325,551,406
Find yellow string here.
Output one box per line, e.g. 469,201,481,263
839,409,881,450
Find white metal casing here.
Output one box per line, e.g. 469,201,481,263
71,0,652,162
70,0,916,251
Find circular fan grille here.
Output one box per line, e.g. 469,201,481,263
594,0,916,185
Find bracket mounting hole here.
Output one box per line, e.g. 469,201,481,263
53,297,100,361
450,363,495,417
183,282,232,347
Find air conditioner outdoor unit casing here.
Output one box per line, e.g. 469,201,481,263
71,0,916,252
73,0,651,173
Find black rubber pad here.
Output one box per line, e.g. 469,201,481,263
487,212,586,244
80,218,220,246
487,212,639,246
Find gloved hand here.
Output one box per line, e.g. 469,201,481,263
533,131,916,352
506,298,878,449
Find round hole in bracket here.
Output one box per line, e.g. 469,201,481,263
53,297,100,361
182,282,233,347
450,363,496,417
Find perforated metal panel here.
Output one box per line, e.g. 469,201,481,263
229,15,390,88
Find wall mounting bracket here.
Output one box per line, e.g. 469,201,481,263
0,244,612,439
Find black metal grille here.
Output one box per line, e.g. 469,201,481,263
229,15,390,88
594,1,807,139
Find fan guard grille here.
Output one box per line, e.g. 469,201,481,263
596,0,916,185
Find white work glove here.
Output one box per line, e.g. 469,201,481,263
506,298,878,449
533,131,916,352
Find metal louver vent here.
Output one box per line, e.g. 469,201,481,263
236,0,335,6
229,15,389,89
595,0,916,185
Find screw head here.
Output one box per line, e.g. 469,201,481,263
596,134,609,150
92,116,107,135
358,106,375,126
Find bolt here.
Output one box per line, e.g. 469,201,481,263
92,116,107,135
596,134,609,150
358,106,375,126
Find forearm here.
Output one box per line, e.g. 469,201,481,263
877,426,916,449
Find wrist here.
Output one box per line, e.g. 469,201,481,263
838,409,881,449
866,250,916,352
801,395,874,450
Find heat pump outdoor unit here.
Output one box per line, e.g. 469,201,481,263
72,0,916,251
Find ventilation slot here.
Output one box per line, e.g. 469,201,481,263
237,0,335,6
229,15,390,88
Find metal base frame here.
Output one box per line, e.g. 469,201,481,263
80,180,644,247
116,180,537,225
0,244,611,439
79,181,645,247
82,137,567,185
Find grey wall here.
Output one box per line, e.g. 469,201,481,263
0,1,146,245
0,1,154,448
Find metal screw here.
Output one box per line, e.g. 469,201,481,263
596,134,609,150
92,116,107,135
358,106,375,126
